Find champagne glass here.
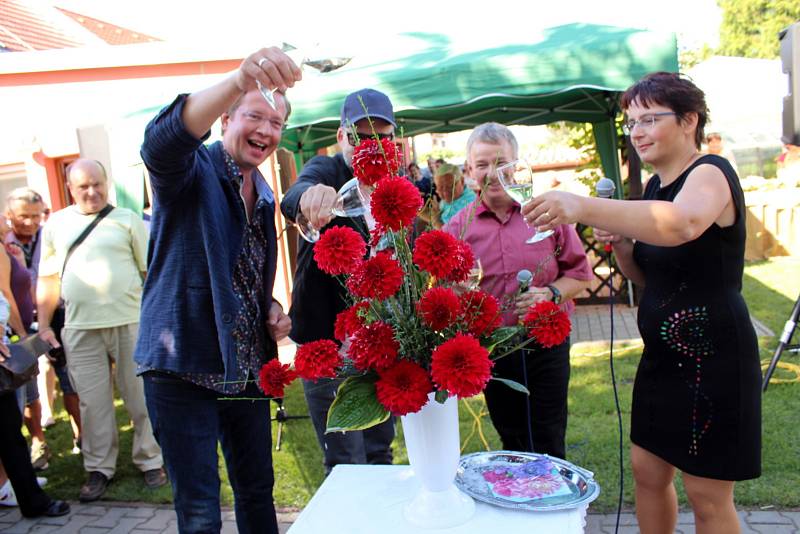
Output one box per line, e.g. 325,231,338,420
496,159,554,244
294,178,368,243
466,259,483,290
258,43,352,110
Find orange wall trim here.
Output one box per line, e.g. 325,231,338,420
1,59,242,86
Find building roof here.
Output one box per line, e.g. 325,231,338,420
0,0,159,52
55,7,160,46
0,0,85,51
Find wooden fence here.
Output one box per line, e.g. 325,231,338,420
744,189,800,260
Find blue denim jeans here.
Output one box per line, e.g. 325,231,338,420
143,372,278,534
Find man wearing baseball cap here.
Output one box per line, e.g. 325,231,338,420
281,88,397,474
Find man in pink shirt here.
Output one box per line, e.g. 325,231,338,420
444,122,592,458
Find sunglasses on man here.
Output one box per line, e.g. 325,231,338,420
346,132,395,146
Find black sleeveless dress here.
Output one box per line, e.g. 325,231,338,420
631,154,761,481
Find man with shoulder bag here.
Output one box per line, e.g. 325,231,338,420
36,159,165,502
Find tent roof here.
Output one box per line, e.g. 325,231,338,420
281,23,678,154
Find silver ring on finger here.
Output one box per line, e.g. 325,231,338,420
258,57,267,69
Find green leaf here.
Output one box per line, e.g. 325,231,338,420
434,390,449,404
326,376,390,433
484,327,520,354
491,377,530,395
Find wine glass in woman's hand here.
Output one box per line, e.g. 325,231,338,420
496,160,554,244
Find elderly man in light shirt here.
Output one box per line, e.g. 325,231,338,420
36,159,164,503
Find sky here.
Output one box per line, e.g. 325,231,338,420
51,0,722,52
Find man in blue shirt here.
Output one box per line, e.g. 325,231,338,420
137,47,299,534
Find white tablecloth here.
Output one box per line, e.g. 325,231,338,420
288,464,587,533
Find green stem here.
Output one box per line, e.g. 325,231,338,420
217,397,272,401
491,335,540,362
213,379,257,385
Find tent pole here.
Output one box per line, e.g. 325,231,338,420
592,117,623,199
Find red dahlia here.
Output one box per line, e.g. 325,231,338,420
444,241,475,284
348,322,399,371
417,287,460,331
334,301,370,342
412,230,460,279
346,252,404,300
294,339,342,381
258,359,297,398
369,225,386,248
351,137,400,187
370,177,423,231
376,360,432,416
314,226,366,275
458,290,502,336
430,334,493,398
523,301,572,348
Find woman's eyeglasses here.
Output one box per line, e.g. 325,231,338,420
622,112,676,135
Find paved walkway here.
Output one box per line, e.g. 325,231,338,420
570,304,774,346
1,306,787,533
2,503,798,533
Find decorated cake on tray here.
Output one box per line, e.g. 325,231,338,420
455,451,600,511
480,457,573,502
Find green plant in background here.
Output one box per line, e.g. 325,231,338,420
421,147,460,164
717,0,800,59
679,43,715,70
547,118,630,196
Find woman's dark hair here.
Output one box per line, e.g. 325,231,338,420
620,72,708,149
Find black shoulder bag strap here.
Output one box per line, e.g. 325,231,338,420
60,204,115,279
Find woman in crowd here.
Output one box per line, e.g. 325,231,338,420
444,122,592,459
0,290,69,517
523,72,760,534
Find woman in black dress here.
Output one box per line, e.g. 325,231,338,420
521,72,760,534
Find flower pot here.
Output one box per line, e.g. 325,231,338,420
400,392,475,529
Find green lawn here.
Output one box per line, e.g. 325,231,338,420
32,257,800,512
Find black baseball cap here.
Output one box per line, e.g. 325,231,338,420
340,88,396,128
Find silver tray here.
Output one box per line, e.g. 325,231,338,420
455,451,600,512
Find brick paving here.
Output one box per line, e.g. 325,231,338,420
0,505,297,534
2,503,797,533
1,305,786,533
570,304,774,345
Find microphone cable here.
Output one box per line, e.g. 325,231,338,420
596,176,624,533
516,269,536,452
606,244,624,534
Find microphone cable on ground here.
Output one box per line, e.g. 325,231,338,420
607,249,624,534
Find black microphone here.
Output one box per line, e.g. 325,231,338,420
596,177,616,199
516,269,533,294
595,178,617,253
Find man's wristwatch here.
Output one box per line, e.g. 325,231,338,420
546,284,562,305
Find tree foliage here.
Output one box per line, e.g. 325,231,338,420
717,0,800,59
679,44,714,70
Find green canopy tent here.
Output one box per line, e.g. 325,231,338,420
281,23,678,197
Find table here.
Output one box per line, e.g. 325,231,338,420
288,465,588,533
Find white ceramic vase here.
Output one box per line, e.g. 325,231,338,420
400,392,475,529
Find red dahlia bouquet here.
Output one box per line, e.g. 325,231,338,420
259,137,571,430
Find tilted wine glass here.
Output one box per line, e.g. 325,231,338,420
258,43,352,110
495,159,554,244
294,178,368,243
